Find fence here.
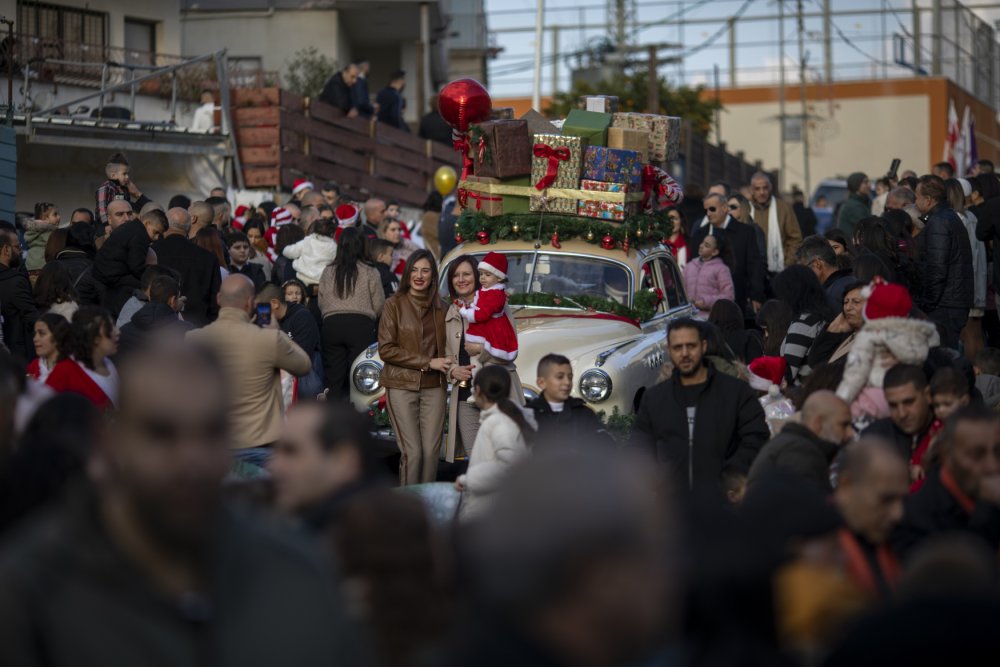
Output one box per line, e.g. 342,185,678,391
233,88,461,207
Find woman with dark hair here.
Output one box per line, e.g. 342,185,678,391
45,306,119,410
420,191,444,259
700,320,747,381
243,215,273,281
193,226,229,281
756,299,794,357
43,227,68,264
256,200,278,222
709,299,764,364
455,365,535,520
823,228,853,270
443,254,481,461
27,312,74,382
664,208,689,269
378,249,451,485
852,252,896,284
857,215,920,294
772,265,834,384
318,227,385,399
33,262,79,320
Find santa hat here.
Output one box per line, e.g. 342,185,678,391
230,204,249,230
862,277,912,322
335,203,360,228
292,178,314,196
271,206,293,227
748,356,787,392
478,251,508,280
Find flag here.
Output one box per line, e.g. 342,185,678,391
956,104,970,177
965,107,979,174
943,99,959,171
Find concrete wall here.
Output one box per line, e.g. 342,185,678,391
181,9,340,76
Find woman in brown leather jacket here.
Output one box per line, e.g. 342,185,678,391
378,249,452,484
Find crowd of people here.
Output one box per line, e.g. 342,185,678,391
0,145,999,666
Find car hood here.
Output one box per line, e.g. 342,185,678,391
511,307,645,381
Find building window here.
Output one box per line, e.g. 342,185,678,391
17,1,107,47
124,19,157,66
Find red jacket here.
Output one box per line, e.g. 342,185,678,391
45,358,115,411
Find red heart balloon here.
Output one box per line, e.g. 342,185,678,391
438,79,492,133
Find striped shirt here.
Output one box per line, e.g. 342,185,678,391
781,312,827,385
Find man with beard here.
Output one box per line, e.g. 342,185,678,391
0,226,38,358
0,340,364,666
632,318,769,494
892,404,1000,561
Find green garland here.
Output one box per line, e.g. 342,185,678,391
509,287,662,323
455,210,675,248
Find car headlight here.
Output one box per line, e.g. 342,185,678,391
353,361,382,395
522,387,539,403
579,369,612,403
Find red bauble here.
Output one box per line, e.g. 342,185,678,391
551,229,561,249
600,233,615,250
438,79,492,133
455,231,464,243
476,230,490,245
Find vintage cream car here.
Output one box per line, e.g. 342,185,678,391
349,238,694,417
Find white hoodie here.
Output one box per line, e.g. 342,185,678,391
282,234,337,286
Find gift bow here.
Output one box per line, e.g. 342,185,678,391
533,143,571,191
452,130,474,183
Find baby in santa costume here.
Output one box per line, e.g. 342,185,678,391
458,251,519,371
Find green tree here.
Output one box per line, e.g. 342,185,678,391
547,70,720,136
284,47,338,98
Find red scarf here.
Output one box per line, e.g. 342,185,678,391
838,529,900,597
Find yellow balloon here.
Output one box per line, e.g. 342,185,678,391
434,165,458,196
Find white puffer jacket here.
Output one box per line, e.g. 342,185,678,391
457,403,536,521
836,317,940,405
282,234,337,285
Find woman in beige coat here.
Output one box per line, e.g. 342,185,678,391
443,254,523,462
379,250,452,485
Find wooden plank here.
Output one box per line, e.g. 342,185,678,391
231,87,279,108
362,175,424,207
236,126,279,146
239,145,279,166
308,98,344,125
311,162,368,188
328,113,373,136
311,138,369,172
280,89,304,112
244,167,280,188
234,106,279,127
281,151,315,175
375,122,425,152
374,143,432,173
281,128,304,153
429,140,455,161
279,109,310,135
373,159,426,189
306,118,374,153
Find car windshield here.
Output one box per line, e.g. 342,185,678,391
442,251,633,305
810,183,848,209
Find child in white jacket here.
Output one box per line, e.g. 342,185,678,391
456,365,536,521
282,218,337,286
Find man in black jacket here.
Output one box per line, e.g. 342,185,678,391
915,174,973,349
747,390,854,492
797,235,855,311
153,207,221,325
0,340,365,666
632,319,769,494
349,60,374,117
862,364,934,464
689,193,766,315
117,275,193,358
319,63,359,117
93,208,167,316
261,285,323,398
0,227,38,359
375,70,408,131
891,404,1000,562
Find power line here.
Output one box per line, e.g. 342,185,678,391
675,0,756,58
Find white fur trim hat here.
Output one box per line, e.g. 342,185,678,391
478,251,508,280
292,178,314,196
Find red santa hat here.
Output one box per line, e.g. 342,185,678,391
335,203,360,228
478,251,508,280
271,206,293,227
292,178,314,196
748,356,787,392
862,277,912,322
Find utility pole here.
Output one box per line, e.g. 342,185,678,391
778,0,786,192
532,0,544,112
647,44,659,113
797,0,810,195
551,26,560,97
822,0,832,84
713,63,721,143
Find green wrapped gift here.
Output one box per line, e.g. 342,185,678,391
502,176,531,214
561,109,612,148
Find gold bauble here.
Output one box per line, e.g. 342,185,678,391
512,222,520,234
635,227,644,238
586,229,595,241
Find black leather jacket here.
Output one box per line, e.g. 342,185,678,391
917,203,972,310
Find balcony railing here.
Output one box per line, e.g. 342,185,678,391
9,34,278,102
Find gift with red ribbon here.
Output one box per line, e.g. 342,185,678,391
529,133,586,213
532,144,571,190
457,175,504,215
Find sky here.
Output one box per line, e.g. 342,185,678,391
483,0,1000,99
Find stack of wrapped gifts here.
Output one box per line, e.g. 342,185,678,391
458,95,681,221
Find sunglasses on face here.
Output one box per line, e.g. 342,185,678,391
728,204,740,210
705,206,717,213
